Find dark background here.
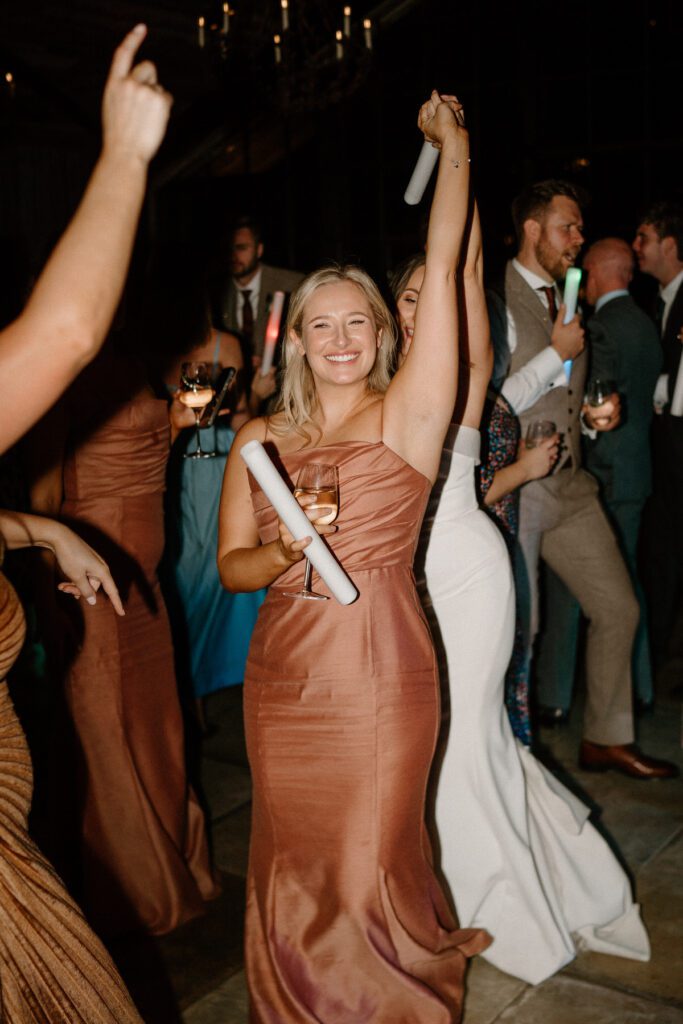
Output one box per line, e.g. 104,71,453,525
1,0,682,321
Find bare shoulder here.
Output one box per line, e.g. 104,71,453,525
232,416,268,452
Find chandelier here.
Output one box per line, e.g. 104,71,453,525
195,0,373,114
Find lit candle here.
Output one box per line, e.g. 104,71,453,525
335,29,343,60
198,16,206,47
343,5,351,38
274,33,282,63
222,3,230,33
363,17,372,49
281,0,289,31
261,291,285,375
5,72,15,98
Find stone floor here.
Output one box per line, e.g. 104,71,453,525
122,667,683,1024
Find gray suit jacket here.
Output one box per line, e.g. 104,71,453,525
215,264,305,357
584,294,662,504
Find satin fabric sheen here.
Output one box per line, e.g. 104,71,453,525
59,371,219,936
420,426,649,985
0,567,143,1022
245,440,489,1024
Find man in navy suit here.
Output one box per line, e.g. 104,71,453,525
536,239,662,717
633,202,683,671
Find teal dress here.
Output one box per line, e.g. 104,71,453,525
165,340,265,697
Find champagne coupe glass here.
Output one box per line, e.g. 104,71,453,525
284,463,339,601
525,420,557,449
179,361,217,459
586,378,617,424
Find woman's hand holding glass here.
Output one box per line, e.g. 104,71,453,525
278,464,339,601
517,434,560,481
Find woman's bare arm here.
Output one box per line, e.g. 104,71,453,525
384,92,470,483
0,25,171,452
217,420,336,593
458,202,494,429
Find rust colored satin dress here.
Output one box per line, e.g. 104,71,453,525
0,560,143,1022
58,362,219,936
245,441,490,1024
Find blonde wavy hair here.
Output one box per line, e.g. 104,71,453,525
271,264,397,435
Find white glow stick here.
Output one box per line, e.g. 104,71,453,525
670,358,683,417
561,267,582,381
240,440,359,605
404,141,439,205
261,291,285,376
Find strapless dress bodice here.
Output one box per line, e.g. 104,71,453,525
250,440,431,584
63,396,170,503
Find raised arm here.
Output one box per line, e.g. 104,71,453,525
457,202,494,429
383,91,470,482
0,25,172,452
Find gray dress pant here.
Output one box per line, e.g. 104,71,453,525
516,468,638,746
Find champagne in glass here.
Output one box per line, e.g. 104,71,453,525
285,464,339,601
180,361,217,459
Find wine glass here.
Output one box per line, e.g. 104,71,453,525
586,378,617,424
525,420,557,449
284,463,339,601
179,362,217,459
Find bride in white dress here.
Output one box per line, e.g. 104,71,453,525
392,206,650,985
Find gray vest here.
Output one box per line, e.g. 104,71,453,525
506,261,587,476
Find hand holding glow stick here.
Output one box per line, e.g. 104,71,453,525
404,141,439,205
240,440,358,605
561,267,582,381
261,291,285,376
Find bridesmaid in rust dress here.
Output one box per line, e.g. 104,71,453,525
28,349,219,936
218,94,489,1022
0,22,174,1019
0,513,143,1022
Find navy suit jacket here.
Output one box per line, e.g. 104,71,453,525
583,294,662,504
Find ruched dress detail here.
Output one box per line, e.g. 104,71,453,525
0,566,144,1023
245,440,489,1024
59,383,219,937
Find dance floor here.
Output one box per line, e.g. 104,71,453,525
108,668,683,1024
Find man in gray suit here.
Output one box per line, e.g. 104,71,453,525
215,215,304,364
488,181,676,779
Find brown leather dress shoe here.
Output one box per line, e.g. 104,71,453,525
579,740,679,780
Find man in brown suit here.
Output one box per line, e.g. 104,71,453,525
487,180,677,779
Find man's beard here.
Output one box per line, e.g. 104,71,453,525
233,254,260,281
535,236,572,282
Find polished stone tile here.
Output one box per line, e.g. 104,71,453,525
156,872,246,1010
564,829,683,1005
462,958,527,1024
212,803,251,878
200,757,251,822
201,687,249,767
494,974,683,1023
182,970,248,1024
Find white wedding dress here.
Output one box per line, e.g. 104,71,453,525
416,423,650,985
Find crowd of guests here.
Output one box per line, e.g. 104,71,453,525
0,27,681,1024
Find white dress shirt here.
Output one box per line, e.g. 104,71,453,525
500,259,568,415
235,266,263,330
653,268,683,412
